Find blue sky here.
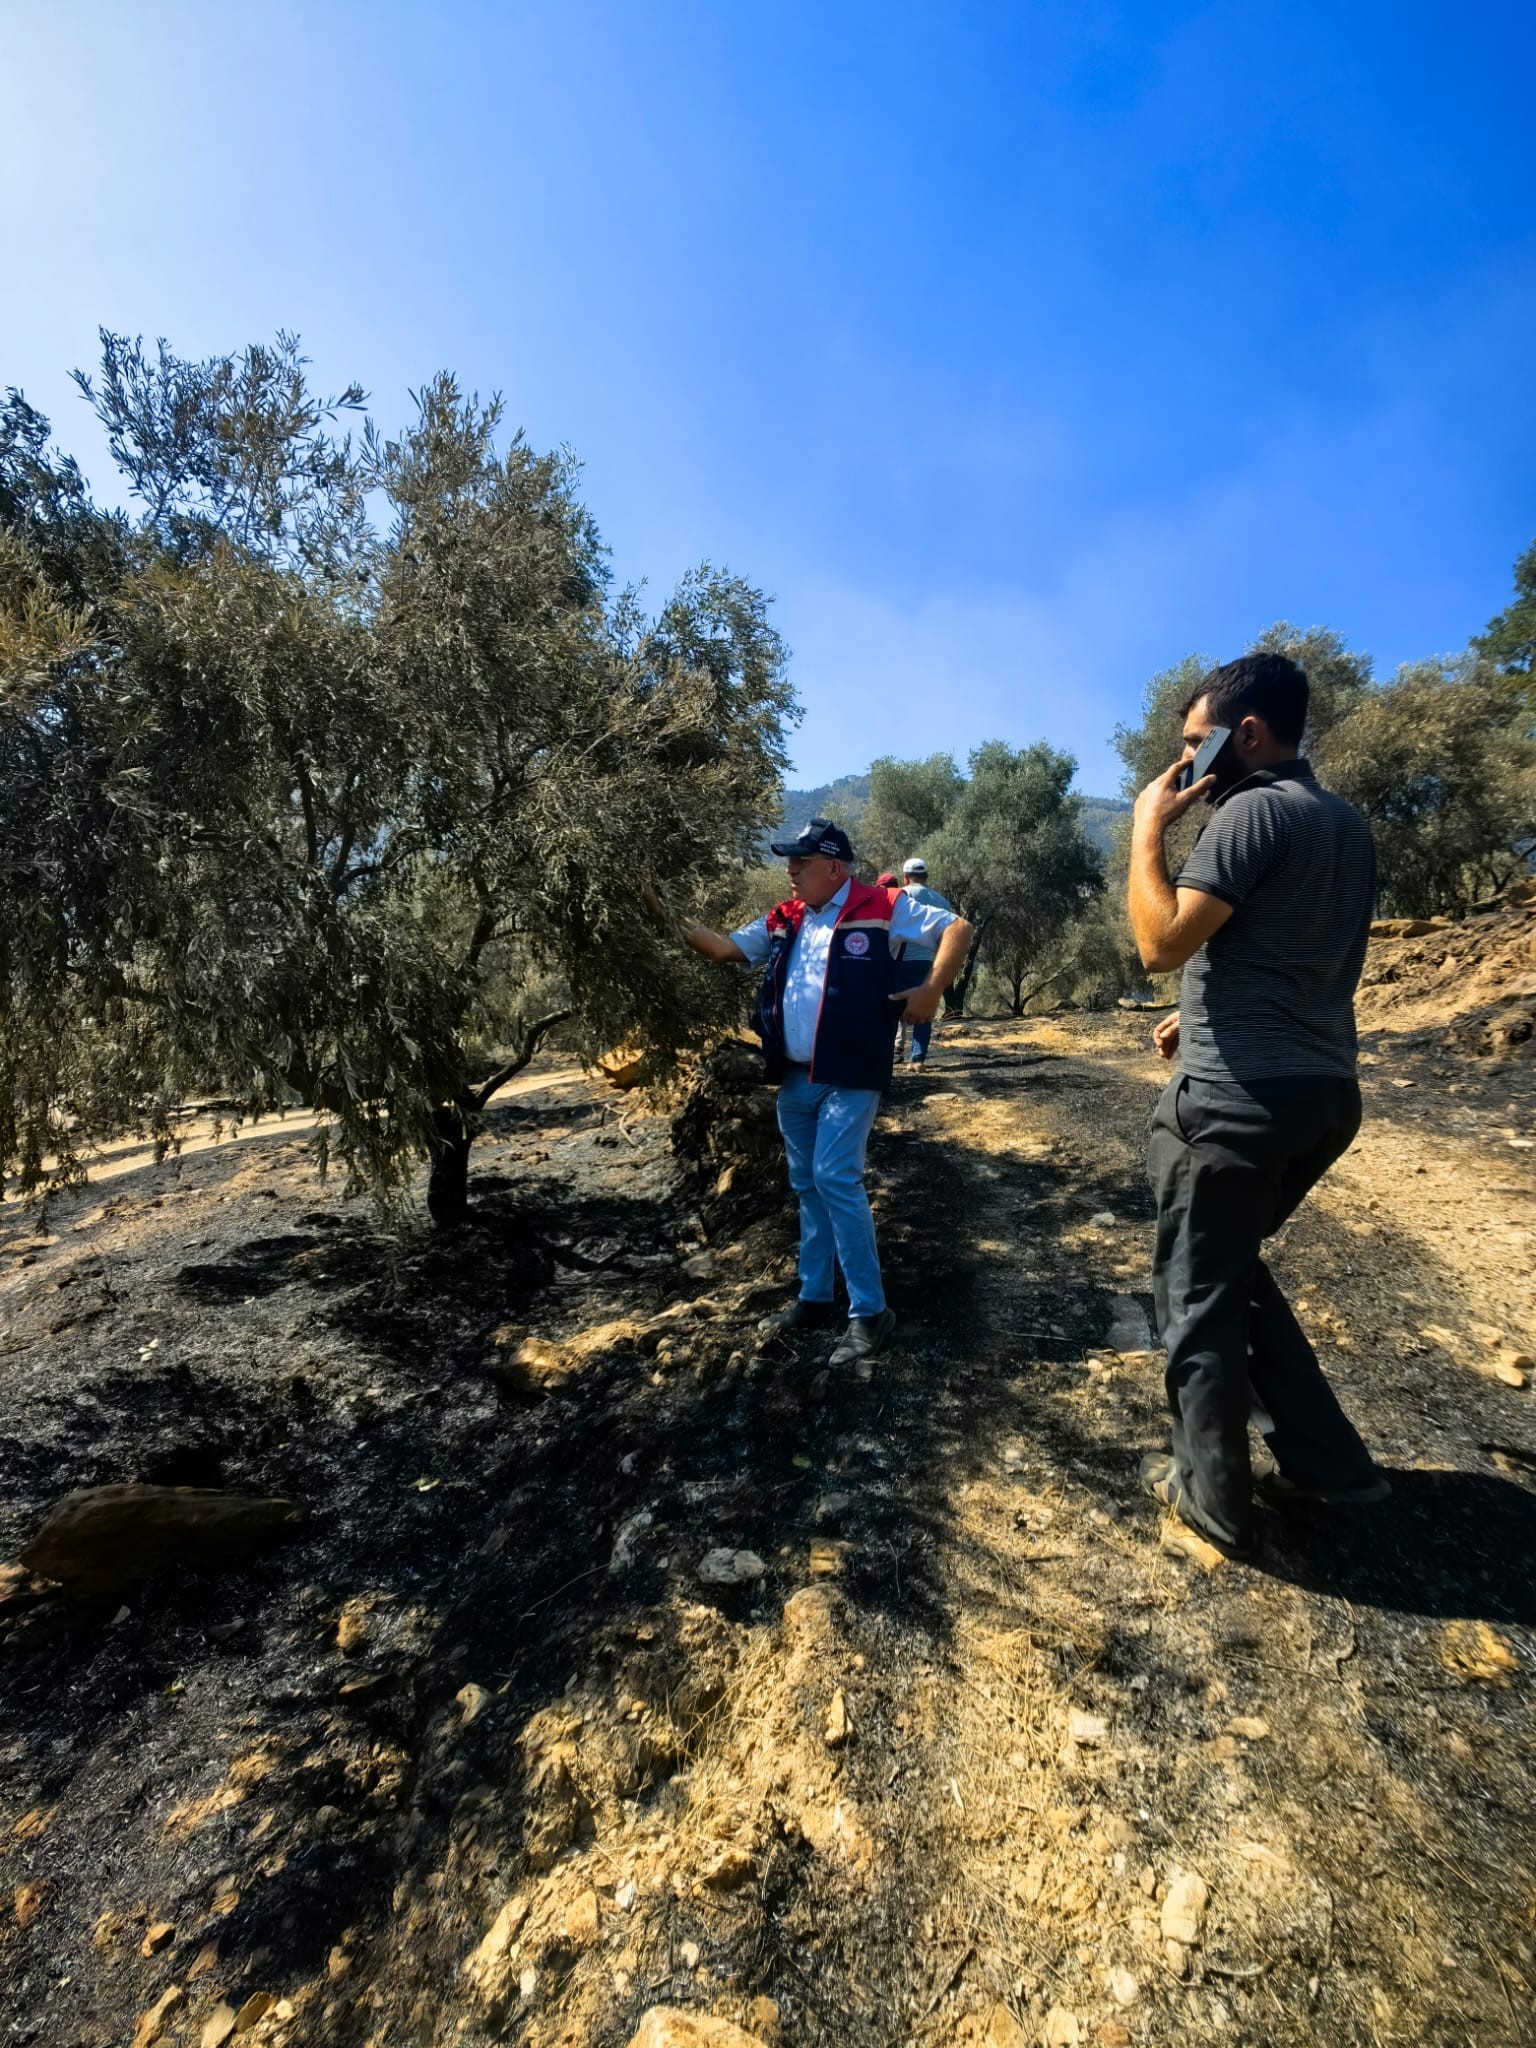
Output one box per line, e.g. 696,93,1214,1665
4,1,1533,796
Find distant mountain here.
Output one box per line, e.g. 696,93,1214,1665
777,774,872,837
775,776,1128,863
1077,796,1131,860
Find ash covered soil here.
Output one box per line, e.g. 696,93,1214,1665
3,913,1536,2048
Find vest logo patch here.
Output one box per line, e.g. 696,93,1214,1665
843,931,870,956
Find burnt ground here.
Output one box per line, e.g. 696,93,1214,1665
1,1004,1534,2048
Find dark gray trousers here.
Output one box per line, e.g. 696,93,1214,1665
1147,1071,1377,1550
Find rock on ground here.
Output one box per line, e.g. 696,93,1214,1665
462,1895,531,2005
1160,1870,1209,1946
19,1485,303,1594
696,1547,766,1586
129,1986,183,2048
625,2009,766,2048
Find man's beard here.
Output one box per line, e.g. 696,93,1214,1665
1208,744,1248,797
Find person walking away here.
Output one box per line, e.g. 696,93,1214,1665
1127,652,1387,1559
650,820,972,1367
899,858,954,1066
875,873,912,1058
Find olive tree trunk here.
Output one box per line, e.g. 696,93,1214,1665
425,1008,573,1231
427,1102,474,1230
944,919,988,1016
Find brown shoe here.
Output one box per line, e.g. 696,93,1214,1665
1139,1454,1256,1560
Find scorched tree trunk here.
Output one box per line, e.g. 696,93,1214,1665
427,1103,474,1230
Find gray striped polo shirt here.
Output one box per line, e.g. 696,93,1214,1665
1175,761,1376,1085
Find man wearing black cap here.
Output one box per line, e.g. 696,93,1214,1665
659,819,972,1367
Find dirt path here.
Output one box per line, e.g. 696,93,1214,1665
2,1022,1533,2048
2,1066,592,1196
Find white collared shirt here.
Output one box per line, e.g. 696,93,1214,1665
730,883,957,1064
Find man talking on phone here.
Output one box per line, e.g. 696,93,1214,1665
1127,652,1386,1558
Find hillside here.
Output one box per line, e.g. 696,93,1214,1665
777,775,872,838
777,778,1130,863
1076,796,1131,860
2,894,1532,2048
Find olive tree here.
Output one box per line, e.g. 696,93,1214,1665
0,335,793,1224
1474,537,1536,723
860,752,966,876
1113,625,1373,799
861,742,1104,1013
1316,658,1536,914
929,742,1104,1014
1112,619,1534,919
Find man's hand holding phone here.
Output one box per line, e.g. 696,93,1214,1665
1135,721,1232,838
1133,758,1216,839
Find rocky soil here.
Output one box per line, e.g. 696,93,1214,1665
2,915,1534,2048
1357,885,1536,1061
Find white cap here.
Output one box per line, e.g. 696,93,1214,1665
902,857,927,876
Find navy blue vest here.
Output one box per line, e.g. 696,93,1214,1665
755,881,927,1091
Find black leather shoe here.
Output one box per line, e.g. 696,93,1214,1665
765,1299,838,1334
829,1309,897,1367
1256,1468,1391,1508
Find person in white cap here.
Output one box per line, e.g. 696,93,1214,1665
898,859,954,1065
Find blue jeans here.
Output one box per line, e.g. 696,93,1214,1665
775,1066,885,1318
908,1019,933,1062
